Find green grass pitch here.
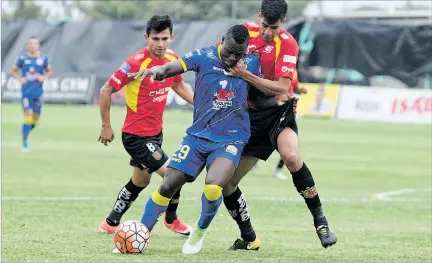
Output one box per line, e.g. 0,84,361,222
1,103,431,262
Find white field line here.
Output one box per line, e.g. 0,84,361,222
1,195,427,203
372,188,432,201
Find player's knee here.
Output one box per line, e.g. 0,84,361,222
280,148,300,167
222,182,237,197
132,169,151,188
158,183,174,198
203,184,223,201
23,115,33,124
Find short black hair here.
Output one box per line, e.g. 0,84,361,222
225,25,249,44
28,36,38,40
146,15,173,35
261,0,288,24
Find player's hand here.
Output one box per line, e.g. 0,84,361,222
275,93,290,105
228,60,247,77
127,70,156,82
98,126,114,146
298,87,308,94
37,75,45,82
19,77,27,85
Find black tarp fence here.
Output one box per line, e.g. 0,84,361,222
2,18,431,104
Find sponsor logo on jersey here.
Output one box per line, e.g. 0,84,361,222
135,53,144,60
280,33,289,40
264,45,274,54
283,55,297,64
213,80,235,110
119,62,131,73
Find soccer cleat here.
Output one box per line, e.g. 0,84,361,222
164,217,191,236
251,163,258,174
182,225,206,254
316,225,337,248
228,237,261,251
22,142,30,152
273,171,288,180
99,219,118,234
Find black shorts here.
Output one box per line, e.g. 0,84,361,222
242,99,298,161
121,132,169,174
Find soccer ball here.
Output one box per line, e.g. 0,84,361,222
113,220,150,253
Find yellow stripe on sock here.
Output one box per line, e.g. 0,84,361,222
203,184,223,201
151,189,170,206
24,116,33,124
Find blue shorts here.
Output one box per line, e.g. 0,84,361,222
21,95,43,115
168,135,245,179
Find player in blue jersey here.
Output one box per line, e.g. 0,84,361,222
11,36,52,152
128,25,260,254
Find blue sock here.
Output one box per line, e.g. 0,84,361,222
197,185,223,229
22,123,32,144
140,189,170,231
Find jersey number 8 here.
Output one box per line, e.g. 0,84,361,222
172,144,190,160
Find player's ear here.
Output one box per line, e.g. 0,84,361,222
282,17,287,24
221,36,225,44
258,12,262,20
144,34,149,42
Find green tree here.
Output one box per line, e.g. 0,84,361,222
72,0,310,21
1,0,48,21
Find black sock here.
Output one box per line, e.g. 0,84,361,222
277,159,284,169
165,188,181,224
30,124,36,130
223,187,256,242
290,162,327,227
106,178,144,226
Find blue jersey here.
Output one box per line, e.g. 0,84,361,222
178,45,260,145
13,53,51,97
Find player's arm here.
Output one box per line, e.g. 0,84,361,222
234,68,292,96
232,40,299,97
171,81,194,105
99,83,118,130
129,49,203,81
11,56,26,85
38,58,52,82
128,61,185,82
99,61,133,146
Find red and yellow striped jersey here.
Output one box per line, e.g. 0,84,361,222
107,48,182,137
242,21,299,96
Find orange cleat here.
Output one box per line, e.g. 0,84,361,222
99,219,119,234
164,217,191,236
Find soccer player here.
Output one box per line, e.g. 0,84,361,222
222,0,337,250
130,25,260,255
98,15,194,237
11,36,52,152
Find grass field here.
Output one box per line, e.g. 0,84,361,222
1,103,431,262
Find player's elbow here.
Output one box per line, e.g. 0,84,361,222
100,84,115,97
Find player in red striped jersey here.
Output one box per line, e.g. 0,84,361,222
97,15,194,237
221,0,337,250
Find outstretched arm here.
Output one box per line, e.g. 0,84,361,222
128,61,185,81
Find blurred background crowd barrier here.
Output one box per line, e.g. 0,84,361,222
1,0,431,124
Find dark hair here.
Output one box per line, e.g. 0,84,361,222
226,25,249,44
260,0,288,24
28,36,39,40
146,15,173,35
